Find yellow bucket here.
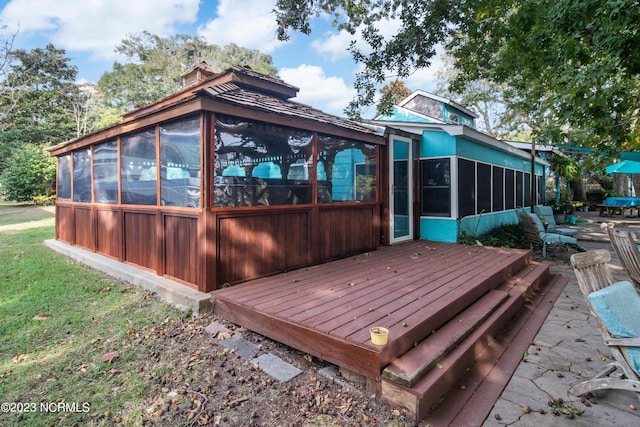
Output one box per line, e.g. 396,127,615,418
370,327,389,345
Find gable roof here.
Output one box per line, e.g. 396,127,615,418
49,66,382,155
398,90,478,119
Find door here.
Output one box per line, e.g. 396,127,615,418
390,136,413,243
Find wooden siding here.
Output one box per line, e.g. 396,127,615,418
73,207,95,250
164,213,199,286
317,205,378,260
56,205,74,243
96,208,122,259
216,209,310,285
123,211,158,271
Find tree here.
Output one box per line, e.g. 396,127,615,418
274,0,640,155
275,0,458,119
98,32,278,113
375,80,411,117
0,143,55,201
448,0,640,155
0,44,78,173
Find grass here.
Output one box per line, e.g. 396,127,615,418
0,203,181,426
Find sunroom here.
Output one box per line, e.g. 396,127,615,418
49,64,384,293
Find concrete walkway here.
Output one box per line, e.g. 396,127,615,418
484,211,640,426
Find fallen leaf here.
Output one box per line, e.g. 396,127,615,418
32,314,50,320
101,350,119,363
217,332,231,340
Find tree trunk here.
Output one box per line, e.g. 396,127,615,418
614,174,628,196
570,179,587,202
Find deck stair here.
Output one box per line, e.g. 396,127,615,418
211,241,568,425
379,257,566,423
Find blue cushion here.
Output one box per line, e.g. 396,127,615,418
540,232,577,245
588,281,640,375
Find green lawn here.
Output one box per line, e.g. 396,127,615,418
0,203,182,426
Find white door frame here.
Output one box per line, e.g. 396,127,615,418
389,135,413,243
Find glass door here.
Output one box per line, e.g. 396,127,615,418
390,136,412,243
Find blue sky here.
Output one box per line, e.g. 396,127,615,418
0,0,444,117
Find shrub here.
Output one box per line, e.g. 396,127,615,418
0,144,55,202
458,223,529,249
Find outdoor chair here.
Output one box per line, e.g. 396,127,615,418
569,250,640,401
533,205,578,236
518,211,585,258
607,226,640,289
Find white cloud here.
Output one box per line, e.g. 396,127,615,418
0,0,200,60
279,64,356,116
310,17,402,62
197,0,284,53
310,32,351,61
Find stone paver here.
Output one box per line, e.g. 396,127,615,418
484,211,640,426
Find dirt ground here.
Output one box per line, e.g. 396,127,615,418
128,314,413,427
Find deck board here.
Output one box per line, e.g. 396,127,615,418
212,240,534,378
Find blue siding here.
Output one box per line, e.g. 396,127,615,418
377,106,440,123
422,211,521,243
419,130,544,175
420,218,458,242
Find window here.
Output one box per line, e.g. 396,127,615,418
214,114,313,207
523,172,531,207
458,158,475,218
160,115,201,207
515,171,524,208
317,135,377,203
93,141,118,204
73,148,92,202
505,169,515,210
121,129,157,205
421,158,450,216
492,167,504,212
57,154,71,200
477,163,491,214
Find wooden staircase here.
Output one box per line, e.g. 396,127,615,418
377,256,568,423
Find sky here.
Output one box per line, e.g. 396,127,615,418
0,0,445,118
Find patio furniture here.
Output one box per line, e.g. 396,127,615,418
569,250,640,401
518,212,585,258
533,205,578,236
597,197,640,217
607,226,640,289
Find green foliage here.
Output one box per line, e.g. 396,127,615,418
376,80,412,117
98,32,278,111
545,197,573,214
586,189,607,206
275,0,640,155
0,144,55,201
0,44,77,144
549,154,580,180
458,224,529,249
449,0,640,154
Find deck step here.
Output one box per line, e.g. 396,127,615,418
381,289,509,387
380,259,553,421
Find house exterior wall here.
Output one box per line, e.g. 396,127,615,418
418,129,545,242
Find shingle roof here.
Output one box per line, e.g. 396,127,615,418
200,83,380,136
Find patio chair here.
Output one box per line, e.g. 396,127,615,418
569,250,640,401
533,205,578,236
607,226,640,289
518,212,585,258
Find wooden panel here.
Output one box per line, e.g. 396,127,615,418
124,211,157,271
317,205,378,261
96,209,122,259
217,210,309,285
74,207,94,250
56,205,74,243
164,214,199,285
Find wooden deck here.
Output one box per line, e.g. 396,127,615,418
212,240,567,422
